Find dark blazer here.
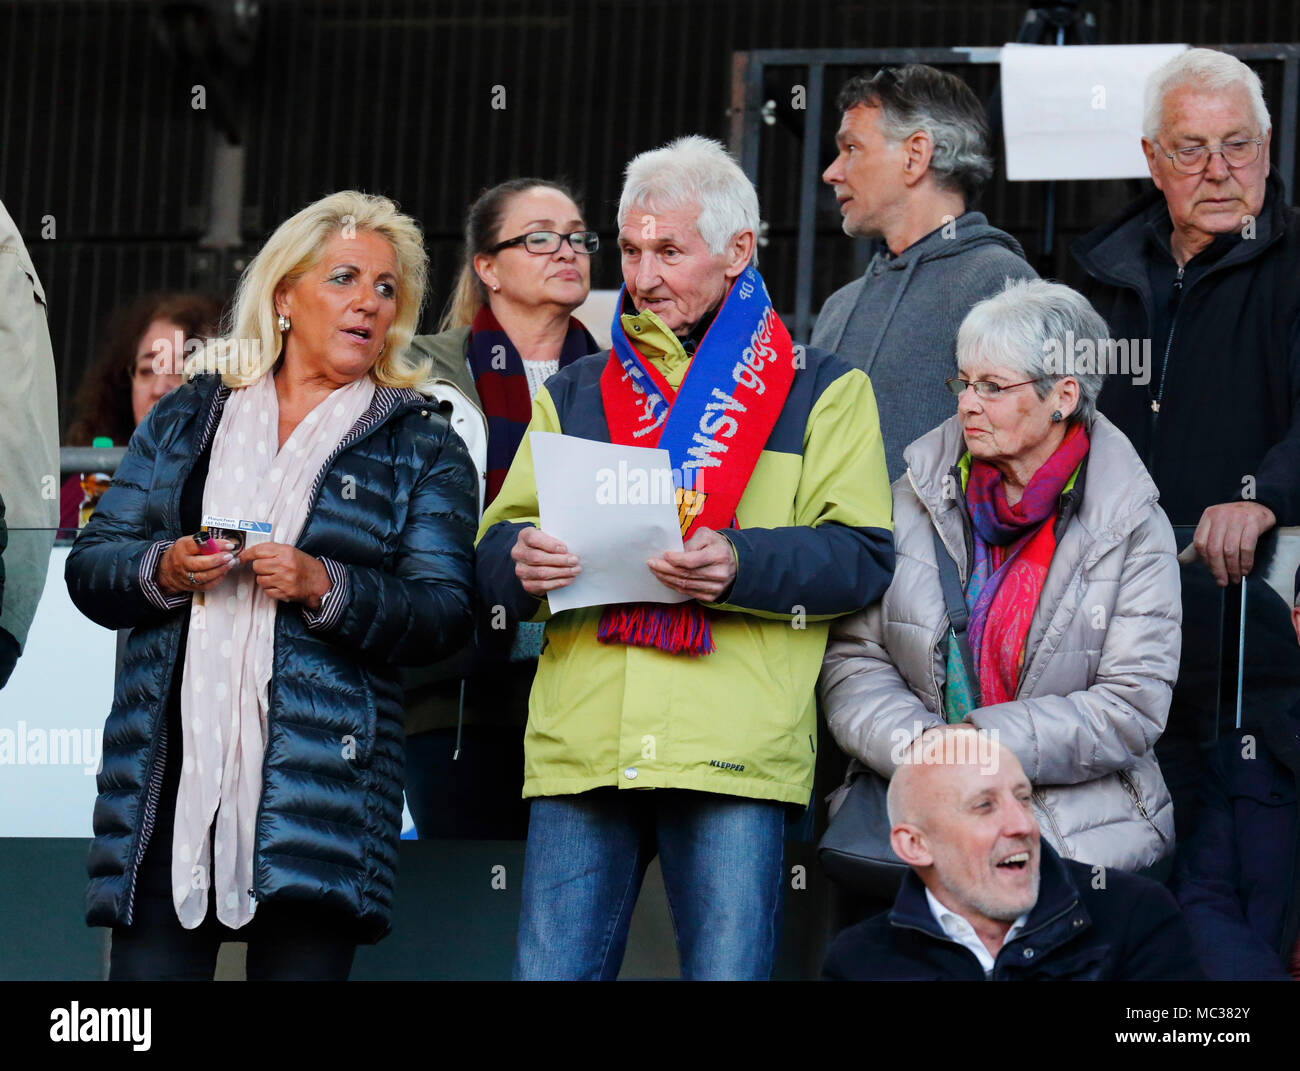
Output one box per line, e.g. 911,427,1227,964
1174,700,1300,980
65,373,477,942
822,841,1203,981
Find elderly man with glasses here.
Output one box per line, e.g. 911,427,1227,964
1073,47,1300,840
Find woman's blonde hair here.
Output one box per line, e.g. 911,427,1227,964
208,190,430,388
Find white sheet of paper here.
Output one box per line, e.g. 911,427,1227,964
531,431,691,613
1000,43,1187,180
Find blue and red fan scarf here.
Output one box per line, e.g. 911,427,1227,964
466,305,596,508
596,266,796,655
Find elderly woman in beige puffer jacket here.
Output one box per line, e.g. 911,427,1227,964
820,279,1181,872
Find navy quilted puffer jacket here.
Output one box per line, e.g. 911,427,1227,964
65,373,477,942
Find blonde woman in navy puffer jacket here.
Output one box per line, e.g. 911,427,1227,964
66,192,477,979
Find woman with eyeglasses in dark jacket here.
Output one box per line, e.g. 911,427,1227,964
402,178,598,840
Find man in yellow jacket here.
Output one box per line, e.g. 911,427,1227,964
476,136,894,980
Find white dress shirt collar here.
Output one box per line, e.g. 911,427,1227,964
924,887,1029,978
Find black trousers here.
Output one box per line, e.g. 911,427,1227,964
110,635,360,981
109,831,358,981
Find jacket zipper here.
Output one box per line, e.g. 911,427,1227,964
248,388,419,905
1032,788,1070,853
1147,265,1184,464
123,705,170,926
299,388,418,523
1082,213,1283,480
1117,768,1168,842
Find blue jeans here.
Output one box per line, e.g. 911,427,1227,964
514,788,787,980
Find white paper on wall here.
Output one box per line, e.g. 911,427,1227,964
1000,43,1188,180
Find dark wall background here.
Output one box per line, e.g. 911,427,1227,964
2,0,1298,436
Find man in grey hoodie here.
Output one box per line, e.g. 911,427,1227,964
813,65,1037,479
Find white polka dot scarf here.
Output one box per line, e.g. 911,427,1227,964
171,370,376,930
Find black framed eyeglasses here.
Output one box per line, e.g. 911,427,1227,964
1153,136,1265,174
945,376,1046,399
486,230,600,255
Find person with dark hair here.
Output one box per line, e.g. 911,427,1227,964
402,178,597,840
813,64,1036,480
1173,564,1300,980
64,292,225,448
60,292,223,529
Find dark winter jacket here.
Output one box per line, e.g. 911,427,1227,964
1071,171,1300,527
811,211,1037,480
1174,698,1300,980
65,372,477,942
822,840,1203,981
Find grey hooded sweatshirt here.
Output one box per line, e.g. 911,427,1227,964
811,212,1037,480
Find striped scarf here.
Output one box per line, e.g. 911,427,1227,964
465,305,595,508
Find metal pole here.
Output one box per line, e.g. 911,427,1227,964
1280,54,1298,201
200,132,245,251
1235,578,1247,730
794,65,825,344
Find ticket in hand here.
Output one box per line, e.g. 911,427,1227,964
196,514,273,555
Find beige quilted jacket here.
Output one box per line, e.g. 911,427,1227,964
819,412,1181,871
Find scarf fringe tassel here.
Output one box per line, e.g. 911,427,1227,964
598,602,715,657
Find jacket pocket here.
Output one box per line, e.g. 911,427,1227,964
1018,942,1111,980
530,620,568,733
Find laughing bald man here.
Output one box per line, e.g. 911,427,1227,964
822,726,1203,980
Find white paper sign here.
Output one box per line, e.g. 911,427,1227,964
1000,43,1187,180
531,431,691,613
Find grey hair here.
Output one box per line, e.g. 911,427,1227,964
1143,48,1271,140
617,135,760,265
957,278,1107,425
837,65,994,202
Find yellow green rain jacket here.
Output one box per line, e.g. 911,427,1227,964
475,307,894,806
